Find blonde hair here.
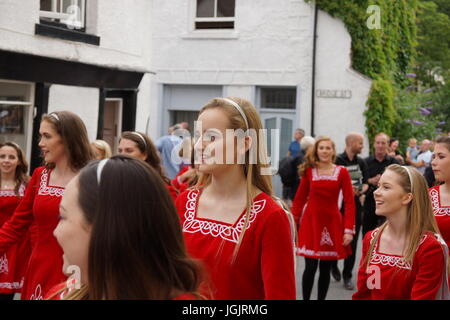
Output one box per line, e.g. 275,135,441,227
364,164,441,269
299,136,336,177
195,97,273,260
91,140,112,159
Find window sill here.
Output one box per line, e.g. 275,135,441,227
35,23,100,46
181,30,239,40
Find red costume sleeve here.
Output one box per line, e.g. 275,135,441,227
0,167,41,254
411,236,446,300
260,209,296,300
291,168,310,225
340,167,356,234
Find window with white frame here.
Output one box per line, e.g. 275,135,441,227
195,0,235,29
40,0,86,30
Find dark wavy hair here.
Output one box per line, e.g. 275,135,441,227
65,155,202,299
41,111,95,170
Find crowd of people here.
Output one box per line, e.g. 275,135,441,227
0,97,449,300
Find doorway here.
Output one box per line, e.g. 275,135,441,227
102,98,122,155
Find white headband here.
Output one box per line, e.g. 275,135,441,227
49,113,60,121
223,98,249,131
403,166,414,192
130,132,147,147
96,158,109,184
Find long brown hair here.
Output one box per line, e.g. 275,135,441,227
41,111,95,170
195,97,273,259
0,142,29,196
120,131,170,184
364,164,441,269
299,136,336,177
64,155,202,300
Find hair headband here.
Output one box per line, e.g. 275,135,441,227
222,98,249,131
130,132,147,147
403,166,414,193
49,113,60,121
96,158,109,184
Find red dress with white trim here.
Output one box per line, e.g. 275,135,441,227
175,188,296,300
292,166,355,260
429,185,450,248
353,228,446,300
0,185,31,294
0,167,66,300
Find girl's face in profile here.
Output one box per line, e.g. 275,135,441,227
373,169,411,217
194,108,235,174
54,177,91,284
432,143,450,183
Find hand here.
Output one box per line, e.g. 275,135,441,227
179,168,196,183
353,186,361,197
369,174,380,185
343,233,353,246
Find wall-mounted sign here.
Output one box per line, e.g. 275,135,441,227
316,89,352,99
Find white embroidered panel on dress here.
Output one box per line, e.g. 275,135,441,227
430,188,450,217
368,229,427,270
312,166,341,181
0,184,25,197
38,169,64,197
183,189,266,243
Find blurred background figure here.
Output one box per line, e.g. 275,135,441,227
90,140,112,160
411,139,432,175
156,125,183,180
388,138,404,164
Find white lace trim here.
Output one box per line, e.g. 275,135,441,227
0,254,8,274
430,188,450,217
38,169,64,197
369,229,428,270
312,166,341,181
0,184,25,197
0,278,23,290
182,189,266,243
296,245,339,257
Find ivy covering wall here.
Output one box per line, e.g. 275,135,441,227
306,0,418,146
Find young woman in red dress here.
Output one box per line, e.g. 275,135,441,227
45,155,202,299
0,111,94,300
118,131,178,201
175,97,296,300
292,137,355,300
430,136,450,249
0,142,31,299
353,164,449,300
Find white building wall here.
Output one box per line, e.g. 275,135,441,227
152,0,316,128
48,85,99,141
315,11,372,156
0,0,152,72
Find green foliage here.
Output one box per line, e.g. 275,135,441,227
392,84,447,151
305,0,432,148
415,1,450,86
364,79,396,144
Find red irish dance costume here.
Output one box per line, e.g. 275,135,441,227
0,167,66,299
176,188,296,300
292,166,355,260
353,228,447,300
0,185,31,294
429,185,450,248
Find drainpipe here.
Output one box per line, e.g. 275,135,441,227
311,3,318,137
